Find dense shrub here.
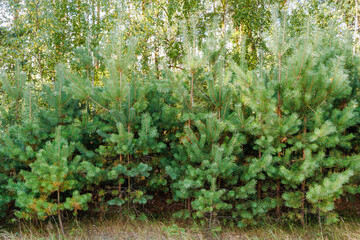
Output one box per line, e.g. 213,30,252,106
0,18,359,231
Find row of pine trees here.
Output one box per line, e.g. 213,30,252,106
1,15,360,231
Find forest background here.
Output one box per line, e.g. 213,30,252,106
1,0,360,239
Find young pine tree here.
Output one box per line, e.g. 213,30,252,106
14,128,91,234
233,18,360,225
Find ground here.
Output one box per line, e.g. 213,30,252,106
1,196,360,240
2,214,360,240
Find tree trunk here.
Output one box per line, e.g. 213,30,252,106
57,189,65,236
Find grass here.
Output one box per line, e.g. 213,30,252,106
2,214,360,240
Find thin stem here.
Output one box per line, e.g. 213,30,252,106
57,189,65,236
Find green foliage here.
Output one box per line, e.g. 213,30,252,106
14,128,91,220
168,117,244,222
0,2,360,232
